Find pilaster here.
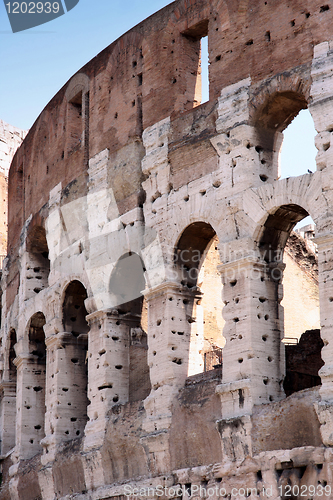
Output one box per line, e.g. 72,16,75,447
84,309,139,452
140,281,201,474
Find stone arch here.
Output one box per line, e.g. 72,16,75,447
169,0,229,32
65,73,90,103
174,221,224,376
59,274,93,314
62,280,89,336
24,224,50,300
243,175,325,243
109,251,145,313
249,73,311,180
257,203,321,396
108,252,150,402
258,204,309,264
65,73,90,157
174,221,216,287
250,72,310,129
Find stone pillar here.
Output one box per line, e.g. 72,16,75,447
211,77,283,191
216,255,284,410
313,233,333,445
215,255,285,462
84,310,139,451
141,282,200,474
309,41,333,171
41,330,88,462
0,381,16,456
14,352,46,460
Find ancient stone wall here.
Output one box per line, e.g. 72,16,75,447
0,121,26,261
2,0,333,499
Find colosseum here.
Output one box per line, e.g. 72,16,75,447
1,0,333,498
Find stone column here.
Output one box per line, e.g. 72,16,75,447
84,310,139,451
14,352,46,460
41,330,88,462
313,233,333,445
216,255,285,461
211,77,283,191
0,381,16,456
141,281,200,474
309,42,333,445
309,41,333,171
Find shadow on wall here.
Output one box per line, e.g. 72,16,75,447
284,329,324,397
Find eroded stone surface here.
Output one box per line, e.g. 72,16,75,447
2,0,333,499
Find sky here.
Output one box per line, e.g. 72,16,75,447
0,0,317,227
0,0,171,129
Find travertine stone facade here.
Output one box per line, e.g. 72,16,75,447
1,1,333,499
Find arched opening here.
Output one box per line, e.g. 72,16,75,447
109,253,150,402
109,252,145,313
9,328,17,381
259,204,322,397
280,109,317,180
61,280,89,438
25,312,46,456
175,222,224,377
25,225,50,299
63,280,89,336
253,90,309,183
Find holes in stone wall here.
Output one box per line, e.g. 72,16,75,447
172,358,182,365
320,5,330,12
26,226,50,300
176,224,224,377
265,31,271,42
98,384,113,390
62,281,89,439
63,281,89,335
25,312,46,455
